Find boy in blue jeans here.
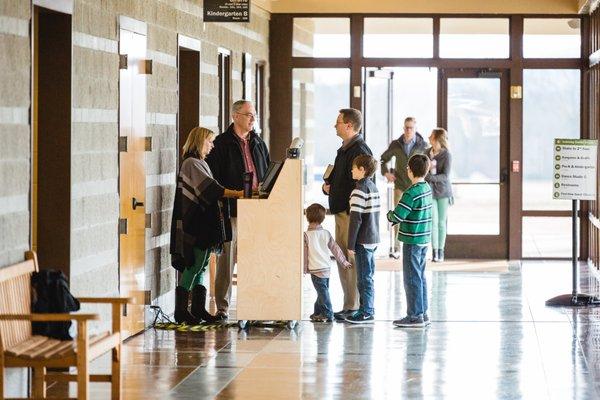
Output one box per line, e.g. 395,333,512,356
304,203,352,322
387,154,433,328
346,154,380,324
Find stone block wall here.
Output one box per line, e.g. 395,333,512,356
0,0,270,359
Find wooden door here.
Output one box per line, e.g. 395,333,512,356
119,28,147,337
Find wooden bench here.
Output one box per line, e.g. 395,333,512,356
0,251,131,399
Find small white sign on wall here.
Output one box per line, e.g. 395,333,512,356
553,139,597,201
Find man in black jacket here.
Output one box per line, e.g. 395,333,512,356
322,108,373,320
206,100,270,319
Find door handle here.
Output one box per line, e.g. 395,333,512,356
500,168,509,185
132,197,144,210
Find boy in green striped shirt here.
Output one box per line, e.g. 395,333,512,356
387,154,433,328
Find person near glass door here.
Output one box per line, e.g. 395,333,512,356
380,117,429,258
425,128,453,262
322,108,373,321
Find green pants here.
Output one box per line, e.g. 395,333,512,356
431,197,450,250
179,247,211,291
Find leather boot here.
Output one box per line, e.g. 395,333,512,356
174,286,199,324
191,285,218,323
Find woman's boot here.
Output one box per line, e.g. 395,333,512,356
175,286,199,324
191,285,218,323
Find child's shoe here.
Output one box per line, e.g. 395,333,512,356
438,249,445,262
310,314,330,322
431,249,439,262
345,312,374,324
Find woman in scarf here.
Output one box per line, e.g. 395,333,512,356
170,127,243,324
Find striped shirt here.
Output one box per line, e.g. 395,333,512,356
348,178,381,250
387,181,432,245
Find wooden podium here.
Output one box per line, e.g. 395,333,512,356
236,159,303,326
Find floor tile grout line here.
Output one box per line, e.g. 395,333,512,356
211,327,283,398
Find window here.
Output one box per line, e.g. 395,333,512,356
218,48,231,132
524,19,581,58
440,18,509,58
363,18,433,58
523,69,580,210
293,18,350,58
255,61,266,134
292,68,350,206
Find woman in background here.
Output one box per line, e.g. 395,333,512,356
425,128,453,262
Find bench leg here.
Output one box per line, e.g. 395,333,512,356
32,366,46,398
111,346,121,400
77,320,89,400
0,353,4,399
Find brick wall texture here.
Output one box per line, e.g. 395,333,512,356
0,0,269,330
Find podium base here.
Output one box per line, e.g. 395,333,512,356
546,293,600,307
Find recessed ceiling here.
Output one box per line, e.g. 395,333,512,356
255,0,583,14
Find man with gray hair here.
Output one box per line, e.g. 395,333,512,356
206,100,270,320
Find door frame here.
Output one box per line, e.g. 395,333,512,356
439,68,510,258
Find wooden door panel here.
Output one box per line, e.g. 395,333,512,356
119,29,146,337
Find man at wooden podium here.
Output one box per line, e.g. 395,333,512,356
322,108,373,320
206,100,270,319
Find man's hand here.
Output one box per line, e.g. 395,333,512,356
384,172,396,183
322,183,331,195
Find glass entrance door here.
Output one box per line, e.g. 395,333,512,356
364,67,394,257
441,69,509,258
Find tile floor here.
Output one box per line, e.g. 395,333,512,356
45,260,600,399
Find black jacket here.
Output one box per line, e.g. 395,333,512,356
327,134,373,214
206,124,270,218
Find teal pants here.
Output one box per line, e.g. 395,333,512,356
179,247,211,291
431,197,450,250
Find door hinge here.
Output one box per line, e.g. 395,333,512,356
119,54,128,69
144,136,152,152
119,136,128,152
139,59,153,75
118,218,128,234
145,213,152,229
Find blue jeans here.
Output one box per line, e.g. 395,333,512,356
355,244,376,316
402,243,428,318
311,275,333,318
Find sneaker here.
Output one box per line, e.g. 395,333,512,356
389,251,401,260
310,314,331,322
214,311,229,321
334,309,357,321
423,314,431,326
393,315,425,328
345,312,375,324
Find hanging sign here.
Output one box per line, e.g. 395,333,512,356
553,138,597,200
204,0,250,23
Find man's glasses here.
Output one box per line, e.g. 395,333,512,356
236,112,256,119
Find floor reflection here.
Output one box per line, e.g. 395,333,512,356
43,261,600,399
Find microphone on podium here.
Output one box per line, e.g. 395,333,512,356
287,137,304,159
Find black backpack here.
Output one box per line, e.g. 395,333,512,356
31,270,80,340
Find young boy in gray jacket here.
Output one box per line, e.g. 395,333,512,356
346,154,380,324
